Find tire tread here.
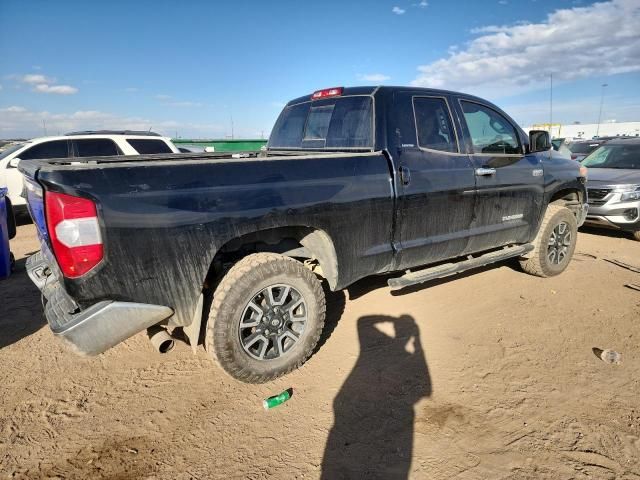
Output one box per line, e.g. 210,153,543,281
205,253,325,383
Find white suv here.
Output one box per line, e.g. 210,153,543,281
0,131,180,211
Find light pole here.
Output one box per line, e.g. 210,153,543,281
596,83,608,137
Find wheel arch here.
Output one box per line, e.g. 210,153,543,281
208,225,339,290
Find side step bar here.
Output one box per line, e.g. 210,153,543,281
388,244,534,291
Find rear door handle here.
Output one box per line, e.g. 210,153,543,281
399,166,411,185
475,167,496,176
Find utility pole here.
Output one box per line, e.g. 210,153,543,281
596,83,608,137
549,73,553,137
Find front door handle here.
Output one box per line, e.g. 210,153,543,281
475,167,496,176
399,166,411,185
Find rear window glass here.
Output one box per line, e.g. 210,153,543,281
269,96,373,150
569,142,600,154
75,139,121,157
126,139,173,154
304,106,334,140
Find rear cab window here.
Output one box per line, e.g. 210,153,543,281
269,96,374,150
126,139,173,154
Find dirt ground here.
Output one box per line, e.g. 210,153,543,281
1,223,639,480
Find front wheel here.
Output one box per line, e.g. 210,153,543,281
520,205,578,277
206,253,326,383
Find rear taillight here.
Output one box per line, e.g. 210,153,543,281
45,191,103,278
571,154,578,160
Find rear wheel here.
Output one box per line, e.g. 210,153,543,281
206,253,326,383
632,231,640,242
520,205,578,277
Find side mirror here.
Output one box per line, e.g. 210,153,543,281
8,158,21,168
528,130,551,154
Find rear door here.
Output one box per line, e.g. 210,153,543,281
393,92,477,270
454,98,544,254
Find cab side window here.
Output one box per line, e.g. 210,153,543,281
126,139,173,154
73,138,122,157
461,101,521,155
413,97,457,153
19,140,70,160
74,139,122,157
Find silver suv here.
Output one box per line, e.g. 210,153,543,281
583,138,640,241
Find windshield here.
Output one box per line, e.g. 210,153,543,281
582,144,640,169
0,143,26,161
268,96,373,150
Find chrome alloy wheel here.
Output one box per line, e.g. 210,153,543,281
238,284,308,361
547,221,572,265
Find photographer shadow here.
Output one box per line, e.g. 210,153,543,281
321,315,432,479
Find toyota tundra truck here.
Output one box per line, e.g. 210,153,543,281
21,86,588,383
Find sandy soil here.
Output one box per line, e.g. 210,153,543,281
1,223,639,479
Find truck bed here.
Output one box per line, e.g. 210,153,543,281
21,149,396,328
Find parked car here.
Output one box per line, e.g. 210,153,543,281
558,138,607,161
0,130,179,214
582,138,640,241
21,86,587,383
551,137,565,151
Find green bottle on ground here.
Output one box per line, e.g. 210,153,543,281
263,389,291,410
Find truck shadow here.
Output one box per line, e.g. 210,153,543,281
321,314,431,479
0,257,46,350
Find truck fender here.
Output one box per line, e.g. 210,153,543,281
300,229,339,290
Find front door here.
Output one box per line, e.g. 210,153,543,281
455,99,544,254
393,93,477,270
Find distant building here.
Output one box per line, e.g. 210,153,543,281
527,121,640,139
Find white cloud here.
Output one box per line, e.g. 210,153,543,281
34,84,78,95
17,73,78,95
358,73,391,82
32,65,42,71
392,6,406,14
0,105,223,139
22,74,52,85
415,0,428,7
411,0,640,98
498,0,508,4
155,94,172,100
0,84,3,91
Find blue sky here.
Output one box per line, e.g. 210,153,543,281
1,0,639,138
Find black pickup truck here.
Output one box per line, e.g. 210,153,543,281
21,86,588,383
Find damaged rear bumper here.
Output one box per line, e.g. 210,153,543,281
26,250,173,356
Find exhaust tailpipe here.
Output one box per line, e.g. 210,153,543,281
147,326,175,354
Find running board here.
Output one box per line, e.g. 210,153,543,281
388,244,534,291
